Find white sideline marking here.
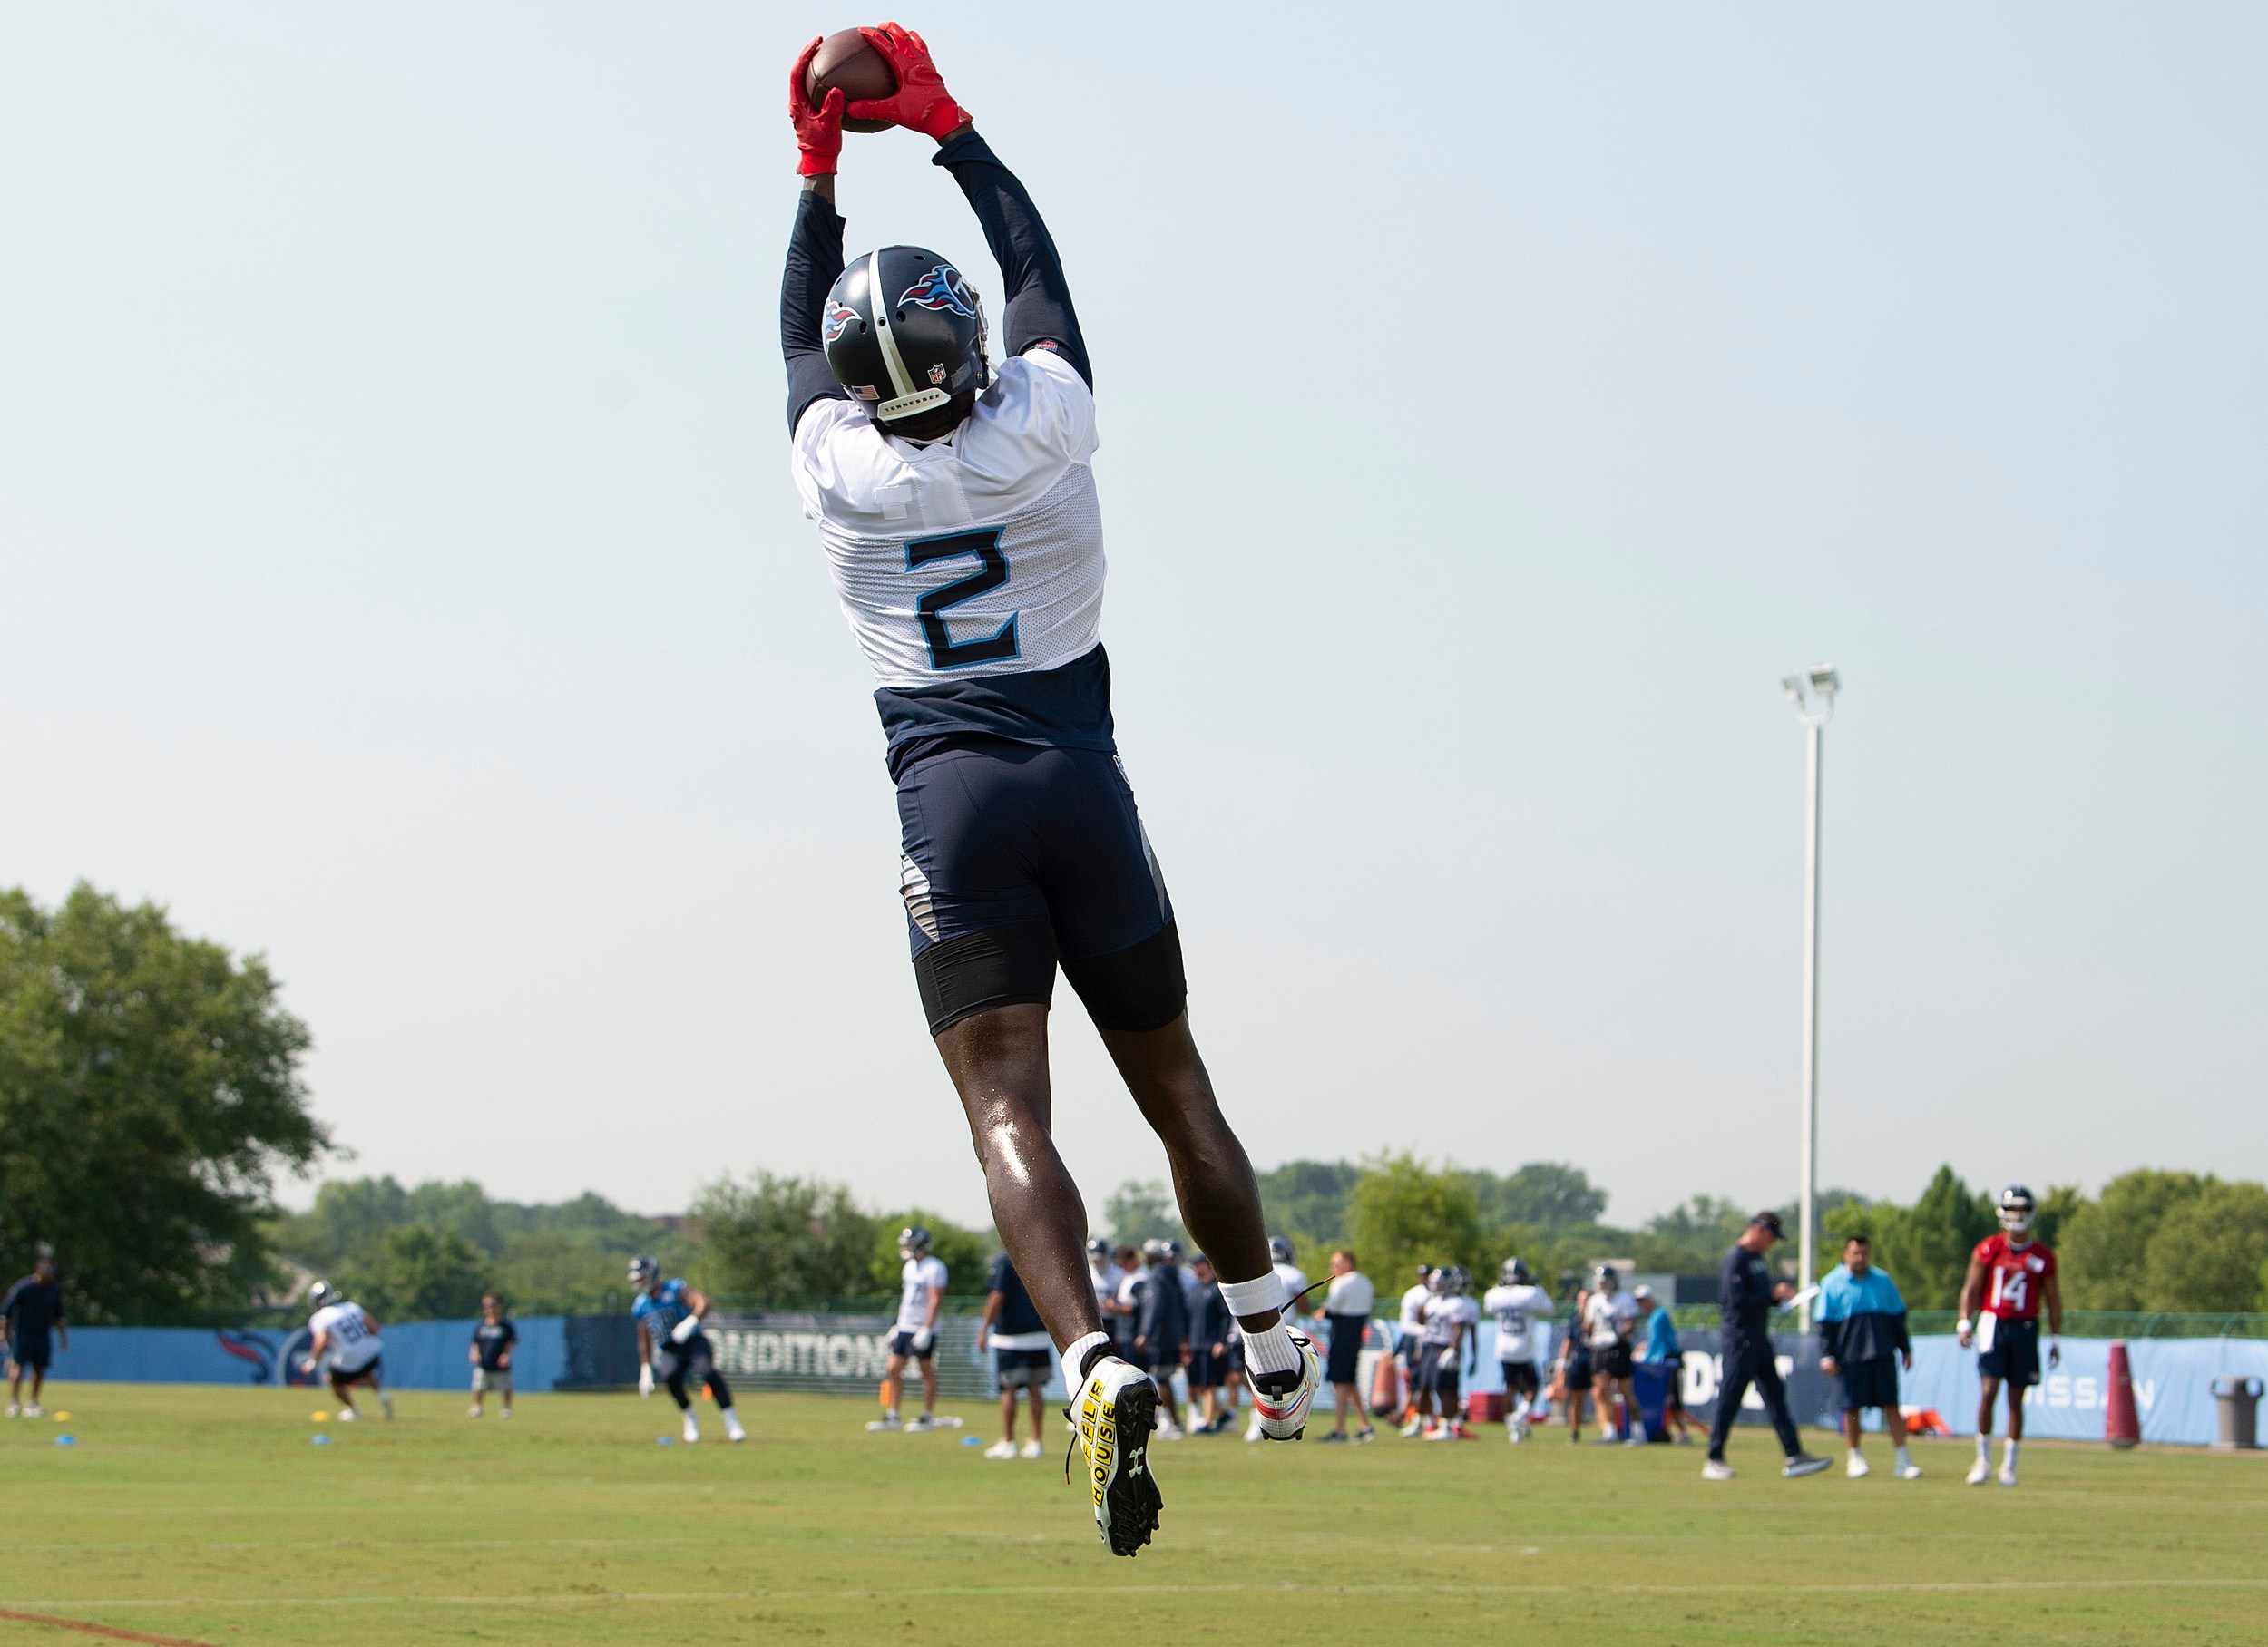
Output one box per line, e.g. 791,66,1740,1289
16,1577,2268,1609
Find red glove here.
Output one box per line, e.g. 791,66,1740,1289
847,22,972,141
789,36,845,177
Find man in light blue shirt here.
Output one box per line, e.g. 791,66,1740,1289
1632,1285,1696,1445
1817,1237,1921,1479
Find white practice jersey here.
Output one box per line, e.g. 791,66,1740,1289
309,1301,381,1373
1274,1263,1311,1313
1482,1283,1554,1363
1585,1291,1639,1350
1089,1262,1126,1317
897,1255,950,1333
1422,1293,1479,1350
792,349,1102,690
1398,1282,1433,1341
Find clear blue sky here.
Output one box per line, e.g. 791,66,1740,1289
4,4,2261,1227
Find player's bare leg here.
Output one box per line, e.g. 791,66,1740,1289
915,1351,939,1419
1094,1015,1277,1329
935,1005,1107,1352
1970,1373,2004,1483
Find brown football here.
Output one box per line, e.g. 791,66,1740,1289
807,29,896,134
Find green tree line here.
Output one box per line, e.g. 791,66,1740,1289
9,883,2264,1324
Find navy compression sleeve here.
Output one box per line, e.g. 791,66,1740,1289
781,188,850,433
932,126,1092,385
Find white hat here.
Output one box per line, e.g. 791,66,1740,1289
1632,1283,1656,1300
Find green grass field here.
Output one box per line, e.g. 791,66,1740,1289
1,1384,2263,1645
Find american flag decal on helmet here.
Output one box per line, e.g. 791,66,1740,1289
899,265,976,318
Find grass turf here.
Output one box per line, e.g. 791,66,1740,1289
1,1383,2263,1644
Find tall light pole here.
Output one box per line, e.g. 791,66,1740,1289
1782,665,1839,1332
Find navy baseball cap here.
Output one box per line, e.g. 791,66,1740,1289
1750,1211,1786,1237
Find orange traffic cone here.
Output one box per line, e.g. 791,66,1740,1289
2106,1340,2140,1449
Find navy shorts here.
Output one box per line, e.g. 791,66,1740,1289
1563,1350,1594,1391
1186,1348,1228,1389
9,1338,51,1373
1839,1356,1901,1412
895,738,1183,1035
889,1329,936,1362
1501,1360,1540,1399
995,1347,1051,1389
1978,1316,2041,1388
1325,1315,1366,1385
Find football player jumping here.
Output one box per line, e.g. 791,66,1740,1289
781,25,1321,1556
1957,1186,2062,1486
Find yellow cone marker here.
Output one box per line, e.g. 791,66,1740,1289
310,1411,330,1422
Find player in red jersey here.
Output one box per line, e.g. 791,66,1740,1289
1956,1185,2062,1486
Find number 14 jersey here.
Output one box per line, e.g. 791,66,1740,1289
1973,1233,2057,1320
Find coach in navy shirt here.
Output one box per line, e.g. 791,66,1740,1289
1703,1213,1828,1480
5,1257,66,1418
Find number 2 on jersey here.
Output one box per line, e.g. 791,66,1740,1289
906,528,1019,670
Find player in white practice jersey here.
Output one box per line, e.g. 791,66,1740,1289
302,1282,391,1421
870,1226,960,1432
1482,1258,1556,1443
782,27,1317,1556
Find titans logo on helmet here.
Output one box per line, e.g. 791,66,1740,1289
899,265,976,318
823,299,861,346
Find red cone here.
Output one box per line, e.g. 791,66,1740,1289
2106,1340,2140,1449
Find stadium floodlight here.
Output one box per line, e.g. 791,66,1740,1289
1782,665,1839,1331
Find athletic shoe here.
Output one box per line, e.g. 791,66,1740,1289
1354,1426,1375,1444
23,1403,42,1418
1783,1453,1831,1478
1154,1419,1186,1441
1019,1438,1042,1459
1966,1457,1991,1486
5,1404,17,1418
1449,1421,1474,1440
1421,1425,1452,1442
1063,1356,1162,1558
1998,1464,2019,1487
1249,1330,1324,1441
469,1405,483,1418
1398,1417,1425,1438
1702,1458,1735,1480
1317,1430,1349,1444
1674,1431,1693,1445
905,1414,937,1433
865,1413,903,1432
934,1414,964,1428
1624,1435,1648,1447
984,1439,1019,1459
723,1409,747,1443
1847,1453,1871,1478
1894,1461,1923,1480
682,1413,700,1444
1591,1433,1623,1445
1505,1422,1523,1446
378,1393,394,1420
501,1407,513,1418
336,1408,357,1422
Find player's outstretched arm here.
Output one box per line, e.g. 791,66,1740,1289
782,37,852,433
846,25,1090,385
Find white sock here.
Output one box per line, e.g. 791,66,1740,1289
1894,1445,1913,1468
2002,1439,2019,1467
1060,1331,1110,1384
1976,1435,1991,1464
1847,1447,1863,1461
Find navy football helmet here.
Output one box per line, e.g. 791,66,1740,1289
822,246,990,424
897,1225,933,1260
1267,1236,1295,1266
1501,1257,1532,1287
1998,1185,2037,1235
627,1255,659,1290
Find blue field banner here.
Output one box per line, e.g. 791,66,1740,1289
44,1317,573,1392
1899,1334,2268,1446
